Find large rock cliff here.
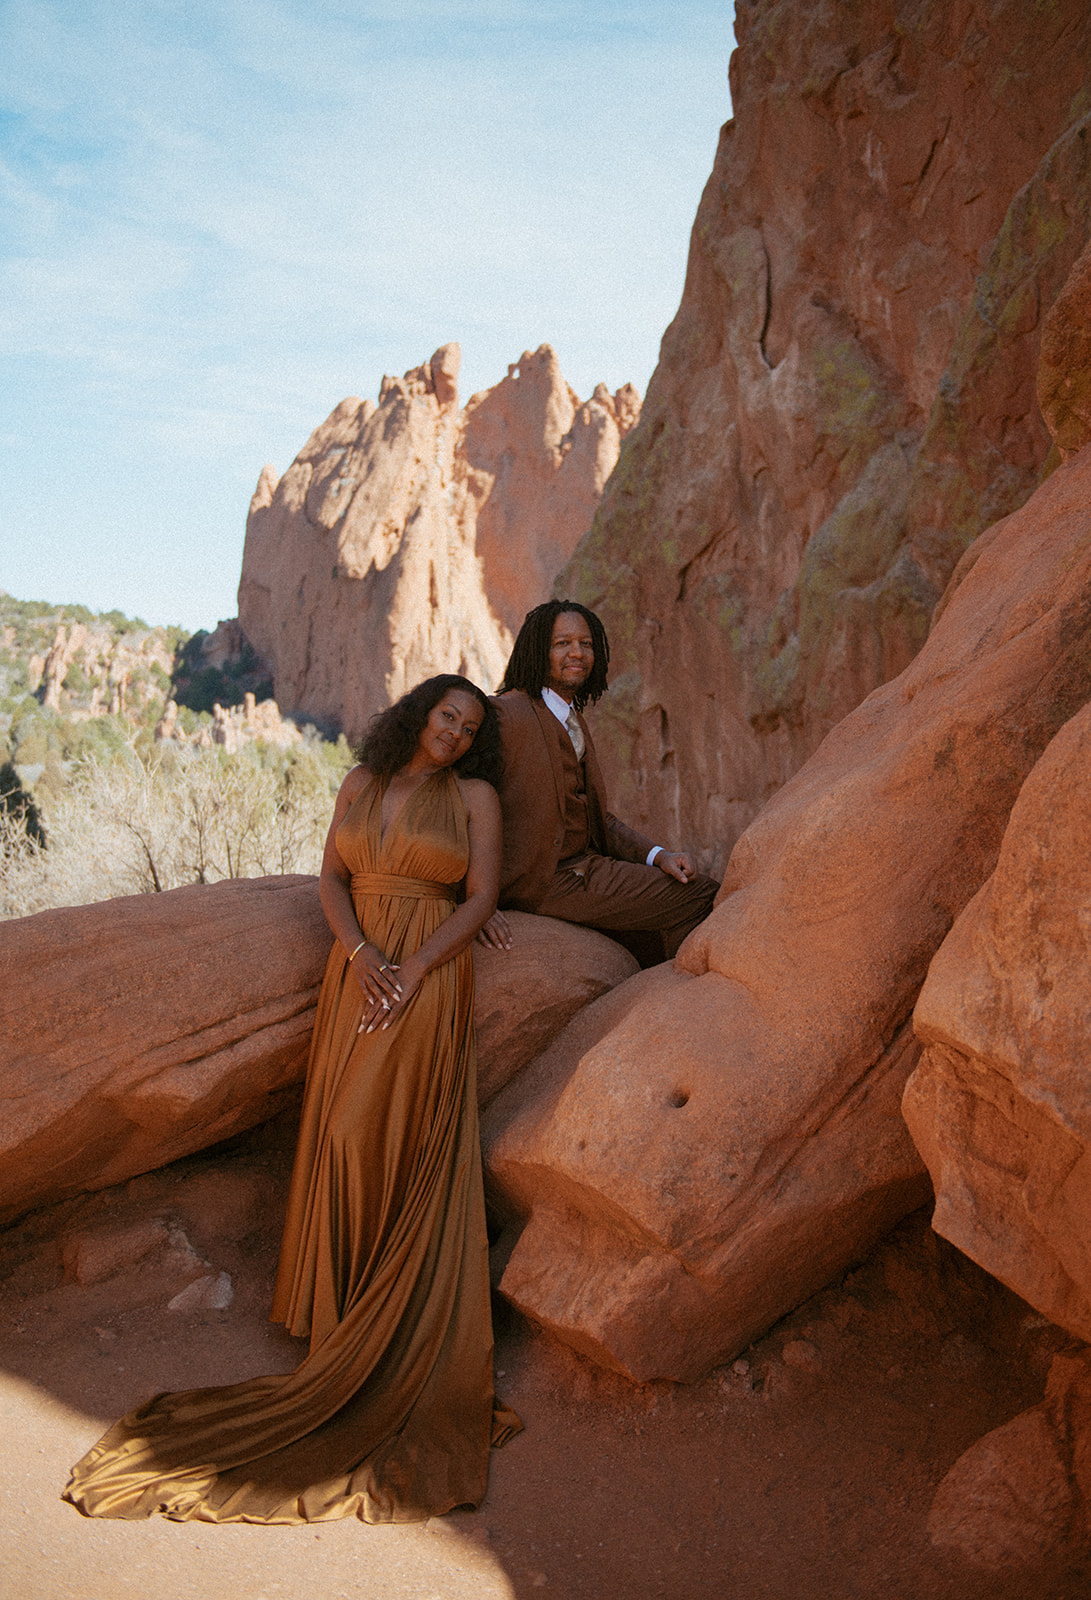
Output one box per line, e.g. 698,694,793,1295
484,440,1091,1382
238,344,638,740
560,0,1091,873
893,249,1091,1569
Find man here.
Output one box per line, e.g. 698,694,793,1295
481,599,718,961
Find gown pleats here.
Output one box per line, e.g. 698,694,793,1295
63,767,521,1525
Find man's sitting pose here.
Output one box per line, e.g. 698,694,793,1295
483,598,718,961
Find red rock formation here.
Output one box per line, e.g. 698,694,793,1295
459,349,640,635
0,877,330,1224
483,444,1091,1384
199,617,250,671
40,624,88,711
0,886,636,1224
10,613,177,726
927,1350,1091,1571
238,343,638,739
560,0,1091,875
472,915,637,1105
155,693,302,753
1038,236,1091,461
904,692,1091,1344
901,243,1091,1354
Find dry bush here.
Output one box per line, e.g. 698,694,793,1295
0,746,338,920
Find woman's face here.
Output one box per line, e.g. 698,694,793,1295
416,690,485,769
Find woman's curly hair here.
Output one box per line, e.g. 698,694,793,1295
499,599,609,712
354,675,502,787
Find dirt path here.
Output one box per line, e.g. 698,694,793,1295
1,1115,1087,1600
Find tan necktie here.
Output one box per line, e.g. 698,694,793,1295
565,706,585,762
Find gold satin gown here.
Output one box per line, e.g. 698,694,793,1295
64,768,521,1524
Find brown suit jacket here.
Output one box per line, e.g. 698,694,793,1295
492,689,656,910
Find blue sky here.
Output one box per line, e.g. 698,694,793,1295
0,1,735,633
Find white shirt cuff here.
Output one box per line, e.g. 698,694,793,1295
646,846,664,867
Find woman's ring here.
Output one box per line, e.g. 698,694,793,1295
379,963,389,972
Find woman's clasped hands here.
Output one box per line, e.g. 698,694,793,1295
352,942,427,1034
351,941,400,1033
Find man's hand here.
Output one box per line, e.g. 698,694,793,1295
476,910,513,950
655,850,694,884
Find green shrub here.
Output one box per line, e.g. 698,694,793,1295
182,665,234,714
62,662,91,693
12,722,50,766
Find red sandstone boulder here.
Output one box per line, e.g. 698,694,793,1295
0,886,635,1225
483,447,1091,1383
904,693,1091,1343
928,1351,1091,1570
560,1,1091,879
473,916,637,1106
0,876,330,1225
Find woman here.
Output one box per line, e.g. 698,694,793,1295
64,675,520,1525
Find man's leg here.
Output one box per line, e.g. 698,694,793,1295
532,854,718,960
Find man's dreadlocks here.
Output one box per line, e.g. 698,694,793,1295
499,600,610,713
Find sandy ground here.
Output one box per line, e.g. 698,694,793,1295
1,1113,1089,1600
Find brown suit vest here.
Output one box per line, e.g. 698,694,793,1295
492,690,654,910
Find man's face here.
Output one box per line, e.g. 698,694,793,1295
547,610,595,701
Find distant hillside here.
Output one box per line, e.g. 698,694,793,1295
0,592,352,919
0,593,189,794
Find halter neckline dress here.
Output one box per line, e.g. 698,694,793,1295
64,767,520,1525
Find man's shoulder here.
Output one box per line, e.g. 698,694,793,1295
492,688,538,727
492,690,556,779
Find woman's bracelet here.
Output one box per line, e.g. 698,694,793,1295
347,939,367,963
